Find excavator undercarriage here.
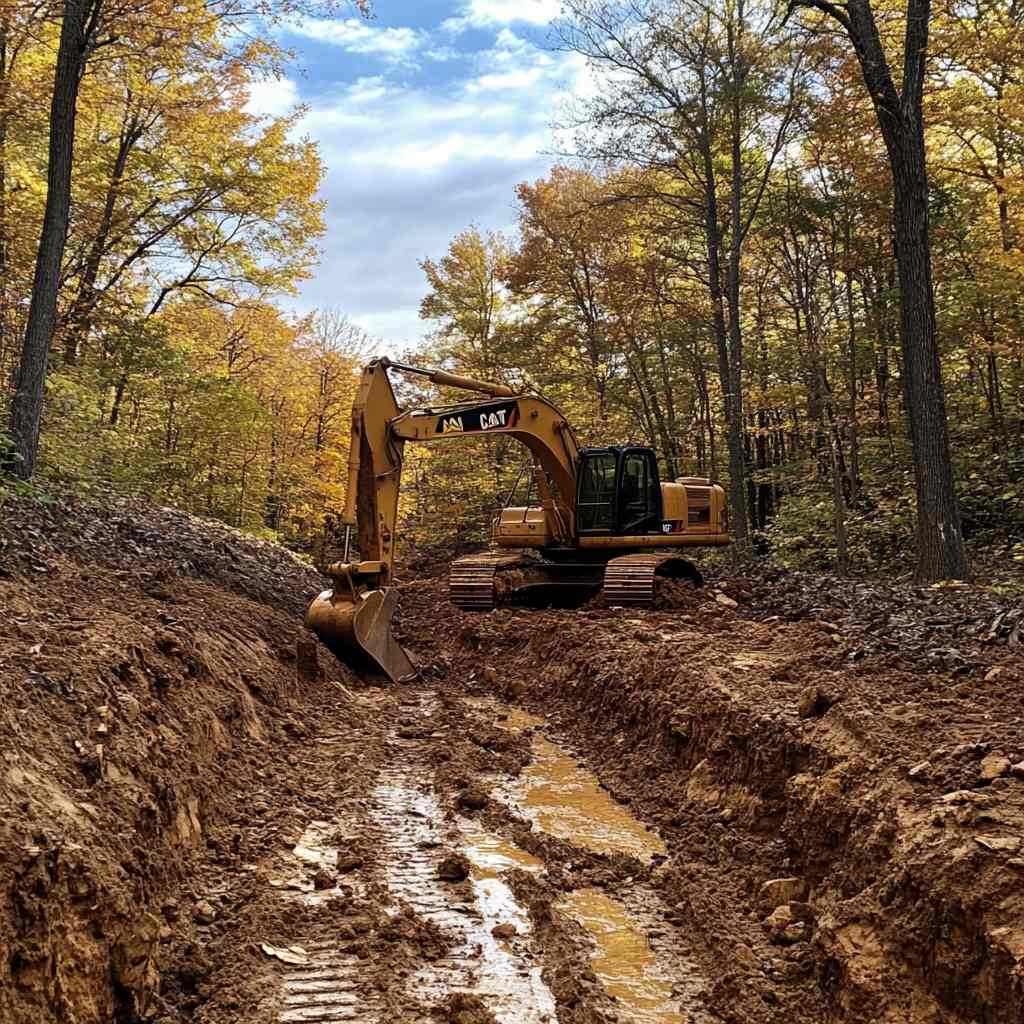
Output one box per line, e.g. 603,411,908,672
448,551,703,611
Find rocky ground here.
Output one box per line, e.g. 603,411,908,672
1,491,1022,1023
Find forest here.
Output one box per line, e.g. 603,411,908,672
2,4,1024,1023
1,0,1022,584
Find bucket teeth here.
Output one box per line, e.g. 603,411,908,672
305,587,414,684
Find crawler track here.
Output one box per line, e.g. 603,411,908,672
448,553,526,610
450,550,701,610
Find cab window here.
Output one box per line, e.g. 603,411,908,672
577,452,616,532
620,452,660,533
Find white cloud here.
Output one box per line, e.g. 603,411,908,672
283,17,423,60
244,77,300,118
465,66,546,92
443,0,562,33
464,27,563,96
346,76,391,104
281,12,594,345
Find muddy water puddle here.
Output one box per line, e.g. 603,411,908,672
471,699,666,862
467,698,699,1023
562,889,685,1024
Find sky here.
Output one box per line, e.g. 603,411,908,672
245,0,591,348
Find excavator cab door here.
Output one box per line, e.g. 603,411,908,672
618,449,662,534
576,447,663,536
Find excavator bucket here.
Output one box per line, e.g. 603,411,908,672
305,586,415,684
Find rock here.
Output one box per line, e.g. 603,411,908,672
983,667,1003,681
763,904,793,941
759,877,808,910
119,694,142,722
941,789,977,804
457,787,488,811
732,942,760,970
797,685,837,719
503,679,526,700
313,869,334,891
764,901,813,944
908,760,930,778
1011,762,1024,777
483,666,497,683
437,993,497,1024
192,900,217,925
161,900,179,922
398,724,432,739
973,835,1022,853
764,904,792,927
715,592,738,608
337,854,363,874
436,853,470,882
979,753,1012,782
491,922,517,940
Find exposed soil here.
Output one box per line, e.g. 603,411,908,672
398,571,1024,1024
2,493,1023,1023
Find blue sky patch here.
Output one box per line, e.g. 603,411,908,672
247,0,584,347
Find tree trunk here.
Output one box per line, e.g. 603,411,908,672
889,138,968,579
802,0,969,581
843,221,861,505
64,117,138,363
5,0,97,479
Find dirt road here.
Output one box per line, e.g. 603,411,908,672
1,493,1022,1023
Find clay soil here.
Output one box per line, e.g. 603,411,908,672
2,492,1023,1023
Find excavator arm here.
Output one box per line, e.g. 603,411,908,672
306,357,581,682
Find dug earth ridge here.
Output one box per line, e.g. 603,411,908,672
397,575,1024,1023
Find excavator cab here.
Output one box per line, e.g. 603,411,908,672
576,447,664,536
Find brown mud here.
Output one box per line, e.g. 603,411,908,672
398,572,1024,1024
2,492,1023,1023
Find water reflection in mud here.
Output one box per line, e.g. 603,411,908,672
467,697,691,1022
477,699,667,862
518,734,667,861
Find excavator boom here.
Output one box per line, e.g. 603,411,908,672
305,357,580,682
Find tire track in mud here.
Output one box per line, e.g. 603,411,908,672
269,685,717,1024
275,689,555,1024
278,946,371,1023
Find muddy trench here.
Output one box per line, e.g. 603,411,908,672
3,496,1022,1024
6,611,1023,1024
160,682,720,1024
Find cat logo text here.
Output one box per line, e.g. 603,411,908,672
435,400,519,435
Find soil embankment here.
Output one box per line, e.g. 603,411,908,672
0,494,361,1021
2,494,1022,1024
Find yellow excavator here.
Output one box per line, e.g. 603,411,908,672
305,357,730,681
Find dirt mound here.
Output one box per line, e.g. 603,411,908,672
718,564,1023,668
0,490,355,1022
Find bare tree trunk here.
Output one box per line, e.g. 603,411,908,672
64,116,139,363
5,0,99,479
830,428,850,574
843,221,861,504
